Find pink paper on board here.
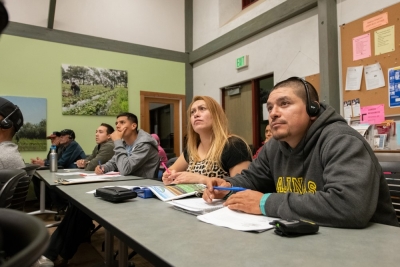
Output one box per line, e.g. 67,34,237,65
360,104,385,124
353,33,371,61
363,13,388,32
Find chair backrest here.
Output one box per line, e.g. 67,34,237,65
0,208,49,267
9,164,40,211
0,169,27,208
379,161,400,223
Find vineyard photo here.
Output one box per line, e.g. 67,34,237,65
61,64,128,116
3,96,47,151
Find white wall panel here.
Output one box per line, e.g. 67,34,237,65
193,9,319,103
4,0,49,27
54,0,185,52
193,0,286,50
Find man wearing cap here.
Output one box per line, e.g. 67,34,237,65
0,97,25,169
57,129,86,168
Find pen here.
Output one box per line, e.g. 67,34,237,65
213,186,247,192
161,162,170,174
98,160,103,173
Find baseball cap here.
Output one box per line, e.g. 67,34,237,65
0,97,24,132
60,129,75,140
46,131,61,139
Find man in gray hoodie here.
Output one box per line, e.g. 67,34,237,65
204,77,398,228
95,112,159,177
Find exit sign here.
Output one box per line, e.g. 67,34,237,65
236,55,249,69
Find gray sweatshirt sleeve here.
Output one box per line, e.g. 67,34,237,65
226,134,384,228
264,134,382,228
102,139,154,176
224,143,276,192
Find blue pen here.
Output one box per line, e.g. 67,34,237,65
213,186,247,192
98,160,103,173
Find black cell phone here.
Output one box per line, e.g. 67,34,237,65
269,219,319,237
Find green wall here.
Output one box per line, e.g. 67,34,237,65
0,35,185,162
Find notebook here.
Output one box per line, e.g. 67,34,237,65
169,198,225,215
144,184,206,202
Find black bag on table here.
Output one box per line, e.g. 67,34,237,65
95,187,137,202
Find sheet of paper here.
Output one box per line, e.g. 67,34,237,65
388,66,400,108
81,171,120,176
363,12,388,32
374,25,395,55
351,124,370,137
364,62,385,90
343,100,352,118
169,198,224,212
56,172,85,176
353,33,371,61
345,66,363,90
360,104,385,124
352,98,360,117
262,103,269,120
197,207,276,232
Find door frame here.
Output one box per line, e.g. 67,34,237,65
140,91,186,157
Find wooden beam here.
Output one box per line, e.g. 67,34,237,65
47,0,57,29
4,22,188,63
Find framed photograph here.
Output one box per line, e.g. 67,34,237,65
61,64,128,116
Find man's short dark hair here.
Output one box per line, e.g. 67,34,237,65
100,123,114,135
273,77,319,104
117,112,138,125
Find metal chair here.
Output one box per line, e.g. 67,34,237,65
9,164,40,211
379,161,400,223
0,169,27,208
0,208,49,267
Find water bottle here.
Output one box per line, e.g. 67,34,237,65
49,145,58,172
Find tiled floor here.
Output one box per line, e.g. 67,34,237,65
25,201,154,267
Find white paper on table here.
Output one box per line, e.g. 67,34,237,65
56,172,86,176
345,66,363,91
364,62,385,90
197,207,276,232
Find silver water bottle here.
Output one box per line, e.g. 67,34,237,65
49,145,58,172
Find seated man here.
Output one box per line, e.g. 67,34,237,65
76,123,115,171
35,113,159,267
95,112,159,176
204,77,399,228
51,129,86,168
0,97,25,169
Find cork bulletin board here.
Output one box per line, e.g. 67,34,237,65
340,2,400,116
305,73,320,96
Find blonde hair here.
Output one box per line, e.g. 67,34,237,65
186,96,250,172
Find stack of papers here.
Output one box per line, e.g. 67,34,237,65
169,198,225,215
197,207,276,232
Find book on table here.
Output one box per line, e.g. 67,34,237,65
169,198,225,215
144,184,206,201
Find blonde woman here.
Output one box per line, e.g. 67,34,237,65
162,96,252,185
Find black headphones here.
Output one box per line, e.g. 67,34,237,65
0,105,19,130
287,77,320,117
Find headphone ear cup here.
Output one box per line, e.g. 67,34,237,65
0,118,13,129
308,102,320,117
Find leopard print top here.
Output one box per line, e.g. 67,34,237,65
186,158,229,178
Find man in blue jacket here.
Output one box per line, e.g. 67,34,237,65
52,129,86,168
